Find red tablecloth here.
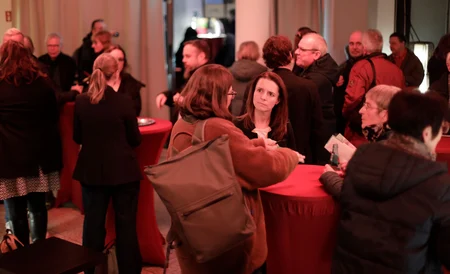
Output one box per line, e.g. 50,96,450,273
104,118,172,266
56,103,83,210
260,165,339,274
437,136,450,172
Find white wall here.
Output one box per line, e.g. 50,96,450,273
173,0,203,54
371,0,396,54
0,0,12,35
235,0,272,64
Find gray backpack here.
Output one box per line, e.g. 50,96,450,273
144,119,255,270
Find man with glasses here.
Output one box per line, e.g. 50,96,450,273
342,29,404,145
295,32,339,163
38,33,82,104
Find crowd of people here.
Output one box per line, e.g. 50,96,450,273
1,17,450,274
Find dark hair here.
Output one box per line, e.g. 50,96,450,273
263,35,292,69
388,91,446,140
240,72,288,141
179,64,233,120
294,26,316,51
0,40,46,86
91,19,104,30
389,32,406,43
93,30,112,49
23,35,34,54
184,40,211,61
433,33,450,60
105,45,129,76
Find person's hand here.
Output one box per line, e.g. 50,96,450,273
296,152,305,163
339,160,348,173
323,164,344,176
71,84,83,94
336,75,344,87
173,93,184,104
156,94,167,109
264,138,278,151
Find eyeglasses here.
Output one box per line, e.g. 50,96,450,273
362,102,381,111
228,90,237,99
298,47,319,52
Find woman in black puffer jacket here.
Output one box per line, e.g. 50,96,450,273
332,91,450,274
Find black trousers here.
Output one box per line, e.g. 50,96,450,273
82,181,142,274
4,192,47,245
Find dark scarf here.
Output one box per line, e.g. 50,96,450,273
383,132,436,161
362,123,391,143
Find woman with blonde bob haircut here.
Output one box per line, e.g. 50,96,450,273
170,64,300,274
73,53,142,274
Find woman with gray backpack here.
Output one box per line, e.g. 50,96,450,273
147,64,303,274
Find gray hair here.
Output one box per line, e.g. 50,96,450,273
366,85,401,110
362,29,383,54
302,33,328,56
46,32,63,45
3,28,24,43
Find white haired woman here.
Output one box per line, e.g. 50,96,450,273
320,84,401,197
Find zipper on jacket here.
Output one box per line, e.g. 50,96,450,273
182,192,233,218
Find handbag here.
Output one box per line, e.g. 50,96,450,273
0,229,24,253
145,118,255,272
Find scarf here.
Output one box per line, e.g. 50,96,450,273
362,123,391,143
383,132,436,161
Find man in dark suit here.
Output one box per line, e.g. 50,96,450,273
261,35,324,164
38,33,82,104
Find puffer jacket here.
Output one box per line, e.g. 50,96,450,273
333,142,450,274
229,59,267,116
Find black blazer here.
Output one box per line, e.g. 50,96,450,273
117,73,145,116
234,118,297,151
273,68,324,164
0,77,62,178
73,87,142,186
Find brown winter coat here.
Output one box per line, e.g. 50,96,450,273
168,117,298,274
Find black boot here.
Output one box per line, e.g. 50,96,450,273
28,211,48,243
9,218,30,245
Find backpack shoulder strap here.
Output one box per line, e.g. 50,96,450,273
192,119,208,145
366,58,377,89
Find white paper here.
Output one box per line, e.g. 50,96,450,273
324,135,356,163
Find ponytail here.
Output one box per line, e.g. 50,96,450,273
88,68,107,104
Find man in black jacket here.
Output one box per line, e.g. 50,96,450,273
295,33,339,163
75,19,106,78
39,33,82,105
334,31,364,134
388,32,424,88
155,40,210,109
261,35,324,164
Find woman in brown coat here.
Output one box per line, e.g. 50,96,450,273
168,64,301,274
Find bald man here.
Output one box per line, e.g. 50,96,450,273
295,33,339,164
335,31,365,134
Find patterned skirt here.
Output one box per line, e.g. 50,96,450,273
0,167,60,200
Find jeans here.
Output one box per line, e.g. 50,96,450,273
82,181,142,274
4,192,48,245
